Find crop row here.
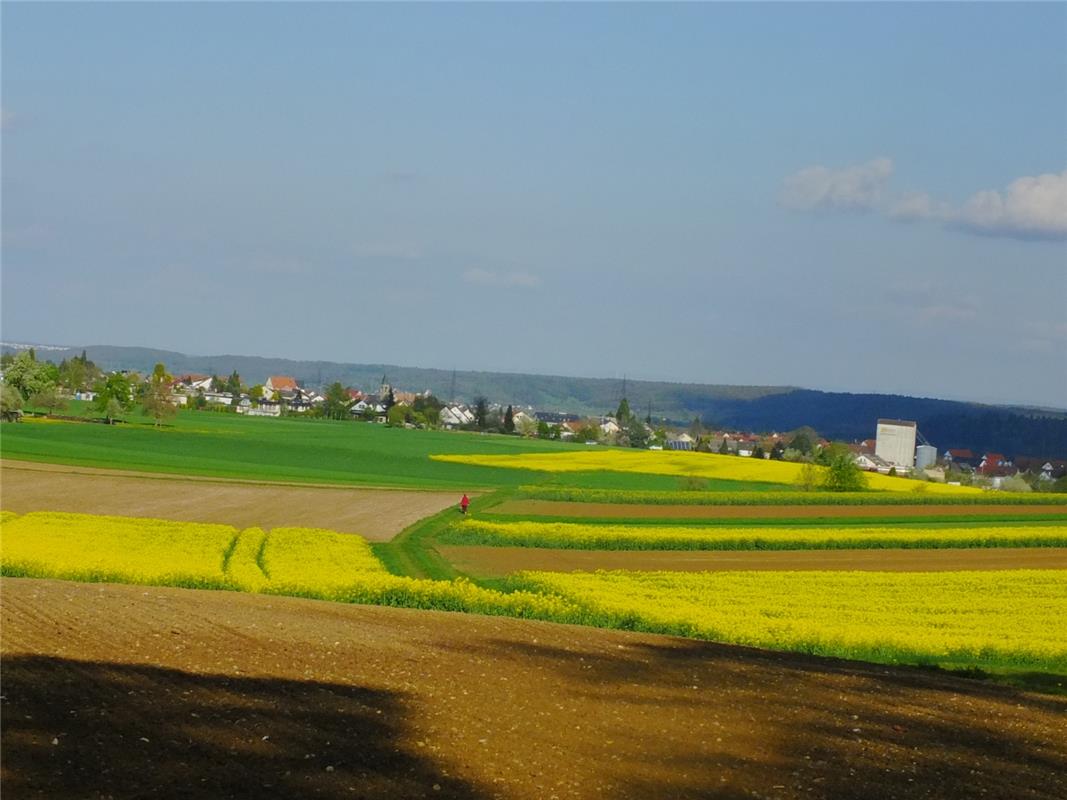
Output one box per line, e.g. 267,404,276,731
509,569,1067,671
3,511,1065,673
515,486,1067,506
445,519,1067,550
0,512,578,617
432,450,981,494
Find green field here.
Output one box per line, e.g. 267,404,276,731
1,409,799,491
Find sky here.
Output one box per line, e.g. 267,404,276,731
2,2,1065,408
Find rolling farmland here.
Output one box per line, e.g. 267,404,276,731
3,413,1065,798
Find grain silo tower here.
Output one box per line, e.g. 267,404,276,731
875,419,917,470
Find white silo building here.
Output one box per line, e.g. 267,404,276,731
915,444,938,471
875,419,917,470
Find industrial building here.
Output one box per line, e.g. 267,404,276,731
915,444,938,471
875,419,917,470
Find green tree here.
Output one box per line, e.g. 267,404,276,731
1,384,24,421
821,452,868,492
623,417,650,449
504,405,515,433
537,421,553,439
224,370,242,396
751,443,765,459
5,351,54,400
615,398,631,423
30,385,67,416
788,430,814,456
770,440,786,460
93,373,132,424
575,423,600,443
474,396,488,430
794,462,820,491
142,363,177,428
718,438,731,455
322,382,351,420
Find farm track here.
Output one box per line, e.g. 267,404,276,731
438,545,1067,578
0,461,462,541
3,579,1065,800
493,499,1067,519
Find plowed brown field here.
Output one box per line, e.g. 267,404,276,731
438,545,1067,578
3,578,1065,800
493,499,1067,519
0,461,462,540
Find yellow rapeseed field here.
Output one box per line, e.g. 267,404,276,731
0,511,237,588
449,519,1067,550
515,569,1067,669
431,450,981,494
0,512,578,618
5,511,1064,671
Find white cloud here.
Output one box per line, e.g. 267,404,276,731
953,170,1067,240
778,157,893,212
783,158,1067,241
462,268,540,288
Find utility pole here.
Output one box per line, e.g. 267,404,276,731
450,369,456,404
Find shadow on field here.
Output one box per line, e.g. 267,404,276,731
462,637,1067,800
0,655,483,800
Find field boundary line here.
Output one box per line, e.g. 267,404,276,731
0,458,490,494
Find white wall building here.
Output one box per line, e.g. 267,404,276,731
875,419,917,470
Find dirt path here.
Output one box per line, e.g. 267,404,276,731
495,499,1067,519
0,461,461,541
3,579,1065,800
438,545,1067,578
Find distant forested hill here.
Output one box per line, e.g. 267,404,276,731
7,343,1066,457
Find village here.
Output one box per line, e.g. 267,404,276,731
78,366,1067,492
2,345,1063,492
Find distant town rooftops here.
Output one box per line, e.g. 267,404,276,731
266,375,298,390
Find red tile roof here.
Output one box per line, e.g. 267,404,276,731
267,376,298,390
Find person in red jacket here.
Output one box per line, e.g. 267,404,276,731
460,494,470,514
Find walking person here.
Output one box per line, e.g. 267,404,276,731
460,493,470,515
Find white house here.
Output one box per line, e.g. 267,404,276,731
599,418,621,436
440,404,475,428
264,375,299,396
666,432,694,451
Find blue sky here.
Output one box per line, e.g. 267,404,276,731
3,3,1065,407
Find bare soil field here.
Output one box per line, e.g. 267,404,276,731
0,461,461,540
494,499,1067,519
3,579,1064,800
438,545,1067,578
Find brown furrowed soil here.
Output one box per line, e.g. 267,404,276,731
494,499,1067,519
3,579,1065,800
438,545,1067,579
0,461,461,540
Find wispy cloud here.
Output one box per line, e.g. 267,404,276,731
778,157,893,212
782,160,1067,241
462,268,541,288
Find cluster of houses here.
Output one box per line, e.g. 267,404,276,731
65,370,1067,488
